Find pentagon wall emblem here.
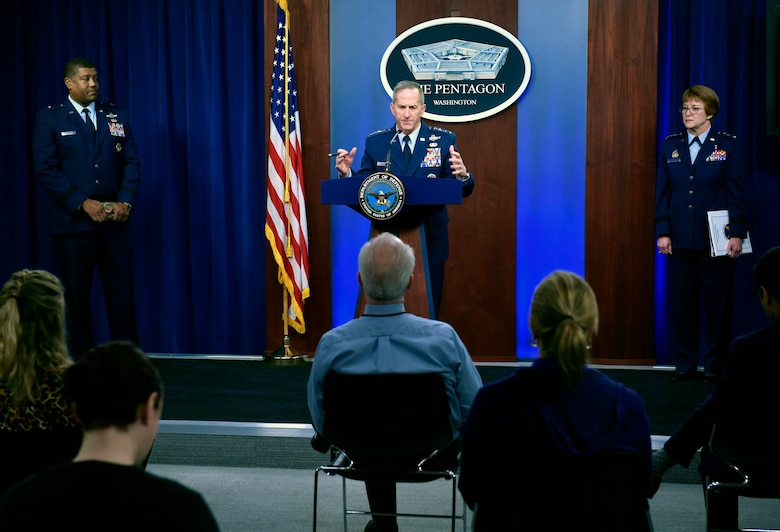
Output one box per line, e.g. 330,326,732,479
358,172,406,220
401,39,509,81
381,17,531,123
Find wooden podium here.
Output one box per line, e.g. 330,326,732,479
321,175,462,319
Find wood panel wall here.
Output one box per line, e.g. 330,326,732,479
586,0,657,364
396,0,519,362
265,0,659,365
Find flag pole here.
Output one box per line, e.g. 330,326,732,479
268,0,310,363
270,290,308,361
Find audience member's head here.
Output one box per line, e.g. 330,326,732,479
357,232,415,303
754,246,780,320
530,271,599,388
0,340,219,530
65,341,163,465
0,269,71,403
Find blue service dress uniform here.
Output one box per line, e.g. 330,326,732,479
33,99,141,357
355,122,475,317
654,129,748,377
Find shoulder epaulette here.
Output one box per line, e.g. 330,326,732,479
718,131,737,139
95,102,118,114
429,125,455,136
367,127,394,138
664,132,684,141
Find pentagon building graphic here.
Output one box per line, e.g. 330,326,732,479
401,39,509,81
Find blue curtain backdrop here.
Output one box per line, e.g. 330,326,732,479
4,0,779,358
3,0,267,355
655,0,780,364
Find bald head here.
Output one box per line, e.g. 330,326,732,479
358,233,415,303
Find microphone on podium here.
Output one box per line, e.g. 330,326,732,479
385,130,400,174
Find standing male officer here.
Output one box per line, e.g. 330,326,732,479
33,57,141,358
332,80,475,319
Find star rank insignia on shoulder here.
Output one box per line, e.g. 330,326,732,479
664,132,684,141
429,126,454,137
367,127,394,138
718,131,737,139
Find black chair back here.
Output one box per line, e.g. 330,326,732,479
705,423,780,530
321,371,454,464
473,450,652,531
709,422,780,480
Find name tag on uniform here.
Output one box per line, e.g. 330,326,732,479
60,130,77,136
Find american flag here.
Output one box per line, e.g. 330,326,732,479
265,0,310,334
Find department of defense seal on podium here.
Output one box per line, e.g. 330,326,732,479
358,172,406,220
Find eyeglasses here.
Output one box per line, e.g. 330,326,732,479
680,106,704,114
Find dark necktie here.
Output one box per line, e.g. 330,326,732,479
689,136,701,161
83,108,96,139
402,135,412,164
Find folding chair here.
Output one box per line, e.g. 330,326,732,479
468,449,653,531
706,423,780,532
312,371,466,531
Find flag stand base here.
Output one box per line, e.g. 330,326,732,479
268,335,312,363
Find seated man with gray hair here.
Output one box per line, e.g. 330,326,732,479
308,232,483,532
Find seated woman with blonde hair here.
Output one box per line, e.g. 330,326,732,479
458,270,652,531
0,269,81,496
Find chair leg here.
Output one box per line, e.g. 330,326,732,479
706,488,739,531
342,476,348,532
448,475,455,532
313,468,320,532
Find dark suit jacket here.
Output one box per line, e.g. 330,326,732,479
655,130,748,250
33,99,141,234
355,122,474,265
664,319,780,478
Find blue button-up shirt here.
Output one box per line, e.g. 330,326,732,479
307,302,483,435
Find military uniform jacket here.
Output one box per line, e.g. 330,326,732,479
655,130,747,251
33,99,141,234
356,122,475,264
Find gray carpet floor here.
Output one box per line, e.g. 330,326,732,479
147,426,780,532
145,360,780,531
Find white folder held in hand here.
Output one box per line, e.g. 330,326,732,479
707,210,753,257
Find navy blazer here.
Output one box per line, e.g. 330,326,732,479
655,130,748,250
33,99,141,234
355,122,475,265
